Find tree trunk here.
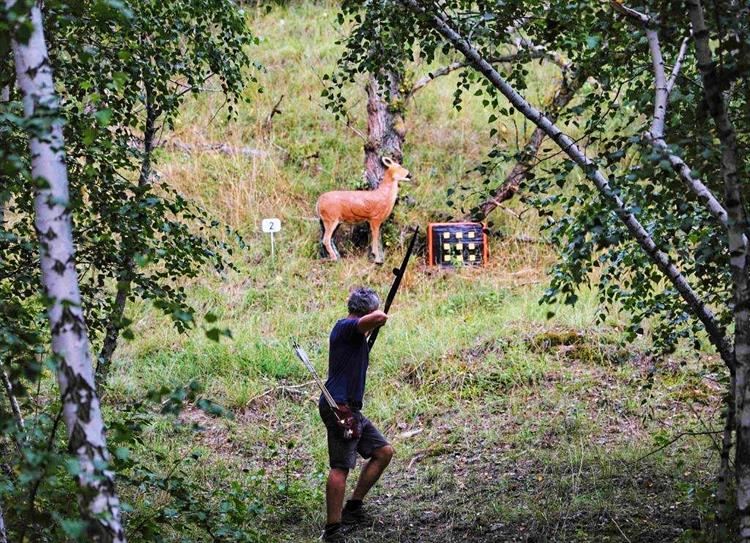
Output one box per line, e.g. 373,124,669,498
96,80,156,387
364,70,405,188
1,366,25,437
718,375,736,539
687,2,750,540
1,85,7,231
8,2,126,541
352,70,406,257
398,0,734,366
476,68,582,219
0,499,7,543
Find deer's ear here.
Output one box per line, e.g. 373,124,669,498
381,156,395,168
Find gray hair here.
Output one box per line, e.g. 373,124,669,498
347,287,380,316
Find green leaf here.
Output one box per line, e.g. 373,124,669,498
586,35,600,49
94,108,113,126
114,447,130,460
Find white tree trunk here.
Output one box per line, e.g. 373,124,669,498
688,2,750,540
614,12,738,535
8,1,126,541
0,499,7,543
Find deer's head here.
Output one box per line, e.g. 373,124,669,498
382,156,411,183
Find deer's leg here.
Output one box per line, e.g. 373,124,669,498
321,219,340,260
319,220,328,258
369,220,383,264
331,223,341,259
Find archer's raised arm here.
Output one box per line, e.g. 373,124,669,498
356,310,388,334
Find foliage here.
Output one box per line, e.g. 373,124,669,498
110,4,739,540
0,0,258,538
0,379,266,542
2,0,257,370
328,0,749,536
110,383,266,543
329,0,748,359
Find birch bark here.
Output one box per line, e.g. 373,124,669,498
608,8,737,530
8,1,126,540
1,366,25,437
638,25,731,229
0,500,7,543
687,2,750,540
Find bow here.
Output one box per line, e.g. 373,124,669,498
368,226,419,352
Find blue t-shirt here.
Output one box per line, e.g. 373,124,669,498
319,318,369,410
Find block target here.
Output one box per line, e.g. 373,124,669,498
427,222,488,267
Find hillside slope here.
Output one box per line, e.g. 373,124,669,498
110,3,726,542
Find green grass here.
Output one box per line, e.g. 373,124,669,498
104,2,729,542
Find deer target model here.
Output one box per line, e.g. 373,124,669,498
316,156,411,264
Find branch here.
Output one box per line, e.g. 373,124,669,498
159,138,268,158
629,429,723,465
666,38,689,95
409,46,570,98
504,18,572,71
476,66,585,219
399,0,734,370
644,135,729,226
612,4,731,231
1,365,25,452
247,380,315,404
610,0,650,24
510,34,570,70
409,60,466,96
263,94,284,131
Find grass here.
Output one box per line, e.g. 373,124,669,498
103,2,730,542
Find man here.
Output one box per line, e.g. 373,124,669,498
319,287,395,542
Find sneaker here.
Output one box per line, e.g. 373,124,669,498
320,524,346,542
341,502,370,526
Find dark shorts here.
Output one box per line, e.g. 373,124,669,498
319,404,390,470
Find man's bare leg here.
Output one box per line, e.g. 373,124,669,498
326,468,349,524
351,444,394,501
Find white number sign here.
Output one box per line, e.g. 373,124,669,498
262,218,281,233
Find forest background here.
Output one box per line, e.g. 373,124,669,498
1,0,747,542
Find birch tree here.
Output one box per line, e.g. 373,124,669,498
6,0,125,540
1,0,257,537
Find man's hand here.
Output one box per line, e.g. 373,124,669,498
356,310,388,334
